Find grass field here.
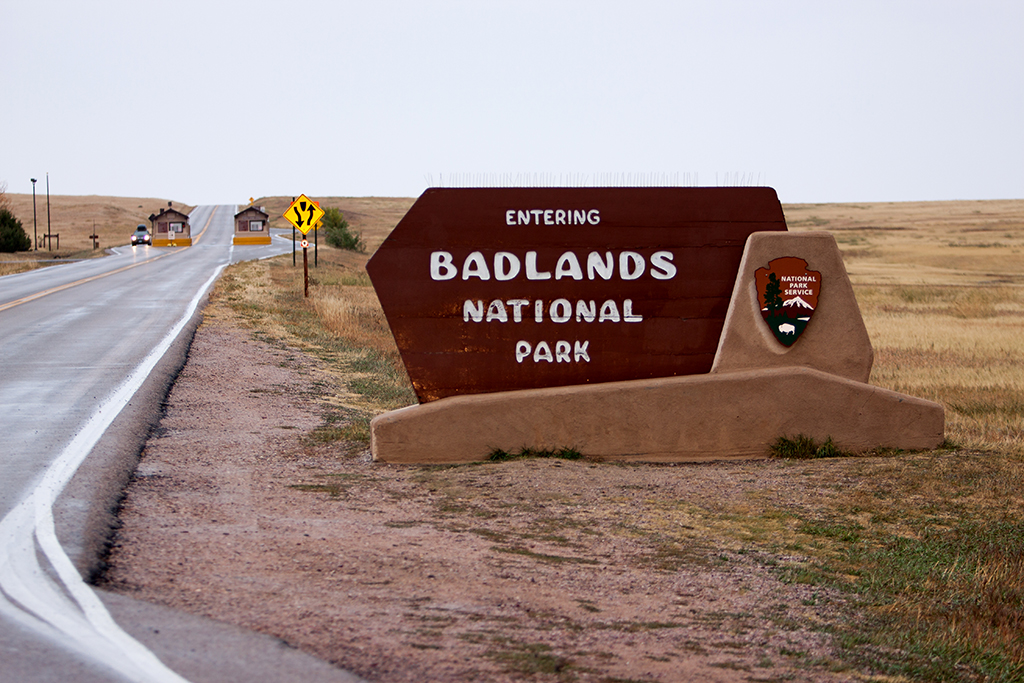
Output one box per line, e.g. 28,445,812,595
784,200,1024,455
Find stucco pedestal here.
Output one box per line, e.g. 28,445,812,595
370,367,943,463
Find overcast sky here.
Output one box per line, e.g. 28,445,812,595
2,0,1021,206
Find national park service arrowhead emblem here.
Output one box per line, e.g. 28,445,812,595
755,257,821,347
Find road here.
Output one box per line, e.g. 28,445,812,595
0,207,361,682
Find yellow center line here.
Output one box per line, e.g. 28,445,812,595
0,251,180,313
190,205,218,245
0,206,222,314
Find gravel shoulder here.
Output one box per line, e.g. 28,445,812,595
99,301,868,683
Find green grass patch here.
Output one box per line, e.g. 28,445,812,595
770,435,850,459
598,620,683,633
349,366,416,407
948,391,1024,419
302,411,371,447
487,446,583,462
856,521,1024,674
483,639,575,678
289,472,364,498
798,521,863,543
775,516,1024,682
492,546,601,565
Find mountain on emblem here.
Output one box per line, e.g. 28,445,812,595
754,257,822,347
782,296,814,310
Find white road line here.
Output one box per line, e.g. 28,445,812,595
0,260,229,683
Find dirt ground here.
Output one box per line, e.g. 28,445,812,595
100,300,876,683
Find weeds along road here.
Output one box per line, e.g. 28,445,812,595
0,205,306,683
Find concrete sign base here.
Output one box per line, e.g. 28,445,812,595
370,231,945,463
371,367,943,463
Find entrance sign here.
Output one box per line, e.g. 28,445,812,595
367,187,787,402
284,194,324,235
370,226,946,464
755,257,821,347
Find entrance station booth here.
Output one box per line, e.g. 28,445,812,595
149,205,192,247
233,206,272,245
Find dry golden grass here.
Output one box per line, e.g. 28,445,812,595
210,238,414,415
0,193,193,274
786,200,1024,455
784,199,1024,286
310,281,392,356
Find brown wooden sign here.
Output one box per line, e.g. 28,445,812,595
367,187,787,402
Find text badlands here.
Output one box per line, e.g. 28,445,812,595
430,250,677,282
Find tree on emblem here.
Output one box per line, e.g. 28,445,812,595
764,273,783,316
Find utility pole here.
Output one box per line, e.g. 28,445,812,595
30,178,37,251
45,173,51,252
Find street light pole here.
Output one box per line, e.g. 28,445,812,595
30,178,37,251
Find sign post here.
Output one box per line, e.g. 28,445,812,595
301,239,310,296
283,194,325,298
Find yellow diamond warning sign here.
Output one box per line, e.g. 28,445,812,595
284,194,324,235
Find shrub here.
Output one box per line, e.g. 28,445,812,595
770,434,849,459
487,447,583,462
0,208,31,252
321,207,364,252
